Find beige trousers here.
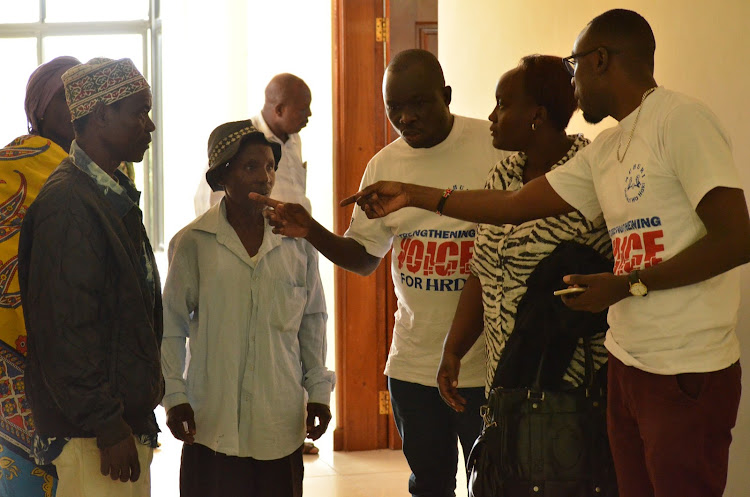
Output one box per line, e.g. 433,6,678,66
53,437,154,497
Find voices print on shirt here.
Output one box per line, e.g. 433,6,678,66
609,162,666,275
394,184,473,292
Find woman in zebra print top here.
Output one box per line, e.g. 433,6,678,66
436,55,612,410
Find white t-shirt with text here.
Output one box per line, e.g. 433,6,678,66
546,87,742,375
345,115,509,387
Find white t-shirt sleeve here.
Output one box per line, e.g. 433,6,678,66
545,146,602,221
343,161,394,258
663,102,742,208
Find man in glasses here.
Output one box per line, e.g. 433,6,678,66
339,9,748,497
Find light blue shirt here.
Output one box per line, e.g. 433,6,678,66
161,200,334,459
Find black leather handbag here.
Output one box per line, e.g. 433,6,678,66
467,242,618,497
468,338,617,497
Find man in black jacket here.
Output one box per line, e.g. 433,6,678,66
18,57,162,497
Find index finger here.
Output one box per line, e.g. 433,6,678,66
186,416,196,436
100,449,110,476
248,192,283,208
168,419,188,441
309,418,330,440
339,193,361,207
182,420,195,444
562,273,588,286
437,375,466,411
442,390,467,412
130,454,141,482
340,184,379,207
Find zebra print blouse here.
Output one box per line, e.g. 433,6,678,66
469,134,613,394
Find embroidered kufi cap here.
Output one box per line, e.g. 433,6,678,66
61,57,150,121
205,120,282,192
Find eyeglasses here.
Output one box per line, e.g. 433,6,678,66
562,47,602,76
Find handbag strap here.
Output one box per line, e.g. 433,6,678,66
529,335,595,391
581,335,596,390
490,330,597,392
490,339,512,390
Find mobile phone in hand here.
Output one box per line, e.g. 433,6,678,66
553,287,587,296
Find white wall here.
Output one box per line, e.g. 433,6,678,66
160,0,249,242
438,1,750,494
160,0,333,242
159,0,335,370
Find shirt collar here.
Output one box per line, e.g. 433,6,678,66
618,86,662,130
69,140,141,217
193,199,282,268
253,112,299,147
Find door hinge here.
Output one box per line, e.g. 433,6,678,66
376,17,390,43
379,390,391,414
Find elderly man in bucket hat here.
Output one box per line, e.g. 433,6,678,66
194,73,314,217
17,57,162,497
162,120,334,497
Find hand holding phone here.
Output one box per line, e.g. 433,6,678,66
553,287,587,296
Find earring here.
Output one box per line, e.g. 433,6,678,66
531,123,537,131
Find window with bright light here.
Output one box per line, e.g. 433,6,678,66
0,0,164,247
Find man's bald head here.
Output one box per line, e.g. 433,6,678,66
571,9,659,124
382,49,453,148
262,73,312,142
582,9,656,74
385,49,446,91
264,73,310,106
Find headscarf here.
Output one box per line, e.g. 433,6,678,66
24,56,81,134
62,57,150,121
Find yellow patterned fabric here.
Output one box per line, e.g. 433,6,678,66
0,135,67,349
0,134,65,497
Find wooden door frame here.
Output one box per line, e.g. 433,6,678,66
331,0,391,451
332,0,435,451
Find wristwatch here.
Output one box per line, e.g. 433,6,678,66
627,270,648,297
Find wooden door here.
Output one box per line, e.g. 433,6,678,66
386,0,439,143
332,0,437,452
383,0,438,450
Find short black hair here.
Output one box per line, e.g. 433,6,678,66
586,9,656,72
518,55,578,131
386,49,446,88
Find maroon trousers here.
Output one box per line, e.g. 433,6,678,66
607,353,741,497
180,443,304,497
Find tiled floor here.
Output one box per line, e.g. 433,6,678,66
151,406,469,497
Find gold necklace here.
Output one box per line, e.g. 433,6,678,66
616,86,658,163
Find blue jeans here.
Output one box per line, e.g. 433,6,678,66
388,376,486,497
